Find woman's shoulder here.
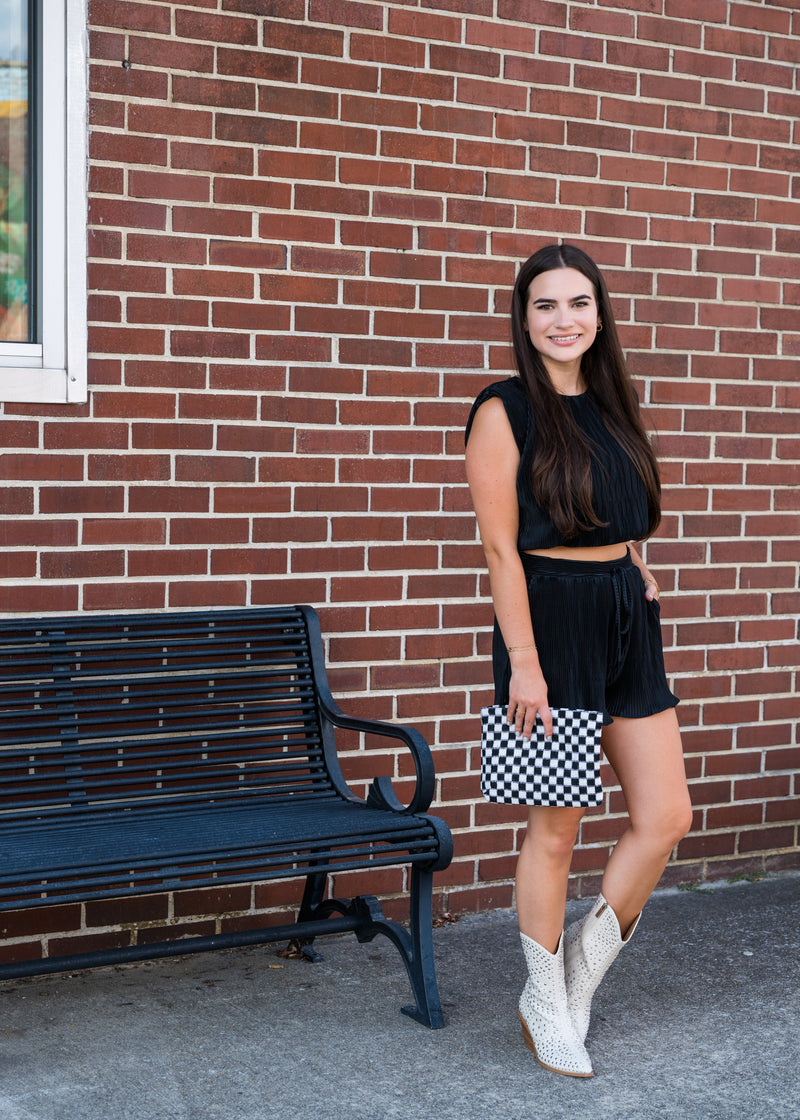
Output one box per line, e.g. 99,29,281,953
465,377,530,450
472,376,527,406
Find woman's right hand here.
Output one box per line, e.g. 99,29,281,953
507,655,552,741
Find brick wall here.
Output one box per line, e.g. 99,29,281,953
1,0,799,960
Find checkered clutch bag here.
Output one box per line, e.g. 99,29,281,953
480,705,604,808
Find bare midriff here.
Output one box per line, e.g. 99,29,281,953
523,542,629,562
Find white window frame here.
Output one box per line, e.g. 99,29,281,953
0,0,87,404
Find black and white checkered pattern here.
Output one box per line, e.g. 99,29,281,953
480,705,604,808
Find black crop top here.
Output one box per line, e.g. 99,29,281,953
465,377,650,550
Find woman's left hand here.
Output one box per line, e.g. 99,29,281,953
628,543,660,602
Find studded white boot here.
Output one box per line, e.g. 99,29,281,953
518,931,593,1078
564,893,641,1043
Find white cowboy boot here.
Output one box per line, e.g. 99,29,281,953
518,931,594,1078
564,893,641,1043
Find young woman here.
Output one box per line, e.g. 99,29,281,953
465,244,693,1078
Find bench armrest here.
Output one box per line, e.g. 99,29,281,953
316,693,436,816
299,605,438,816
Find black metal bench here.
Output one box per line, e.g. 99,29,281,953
0,605,453,1028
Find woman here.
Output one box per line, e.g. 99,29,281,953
465,244,693,1078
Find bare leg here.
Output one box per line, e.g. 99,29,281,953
516,805,585,952
599,707,693,934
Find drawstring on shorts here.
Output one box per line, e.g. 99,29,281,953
609,564,633,675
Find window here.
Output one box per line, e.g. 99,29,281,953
0,0,87,403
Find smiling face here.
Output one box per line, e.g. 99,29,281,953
523,267,600,386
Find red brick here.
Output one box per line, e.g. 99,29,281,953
171,140,254,175
0,422,41,450
252,576,328,607
41,550,125,579
300,120,378,157
429,42,500,78
388,7,462,43
90,262,166,292
89,97,124,130
0,519,78,548
216,113,295,148
704,25,767,59
87,324,164,353
0,487,33,514
83,583,166,611
128,549,207,577
38,486,124,515
173,269,254,299
127,233,206,265
90,130,167,168
128,34,214,74
218,425,293,453
91,0,171,32
0,584,79,613
175,8,258,43
126,360,207,389
213,302,291,333
82,519,166,546
127,297,209,327
128,104,212,140
171,331,250,359
129,486,210,514
172,206,252,238
211,548,287,575
256,448,335,483
87,292,122,322
89,163,123,196
0,552,36,578
738,827,796,854
302,57,378,94
341,158,412,190
85,894,170,927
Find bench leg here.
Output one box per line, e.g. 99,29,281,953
291,866,445,1028
293,867,329,962
402,864,446,1029
352,865,445,1029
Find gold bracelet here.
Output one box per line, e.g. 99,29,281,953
507,642,536,653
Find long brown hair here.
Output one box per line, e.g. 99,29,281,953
510,243,662,540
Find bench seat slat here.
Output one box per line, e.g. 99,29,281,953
4,797,437,864
0,852,438,912
0,798,441,909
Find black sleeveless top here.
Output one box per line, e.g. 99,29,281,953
465,377,650,550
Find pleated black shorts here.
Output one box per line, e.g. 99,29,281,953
492,549,679,726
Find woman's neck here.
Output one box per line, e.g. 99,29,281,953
544,363,585,396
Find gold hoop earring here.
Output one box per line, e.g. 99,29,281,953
596,322,603,332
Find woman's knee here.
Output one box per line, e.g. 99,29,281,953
672,794,694,845
642,794,693,852
523,808,584,860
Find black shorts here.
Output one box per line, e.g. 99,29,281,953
492,550,679,726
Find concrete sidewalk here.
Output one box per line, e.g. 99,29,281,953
0,873,797,1120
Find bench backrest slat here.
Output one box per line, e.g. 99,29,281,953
0,607,337,819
